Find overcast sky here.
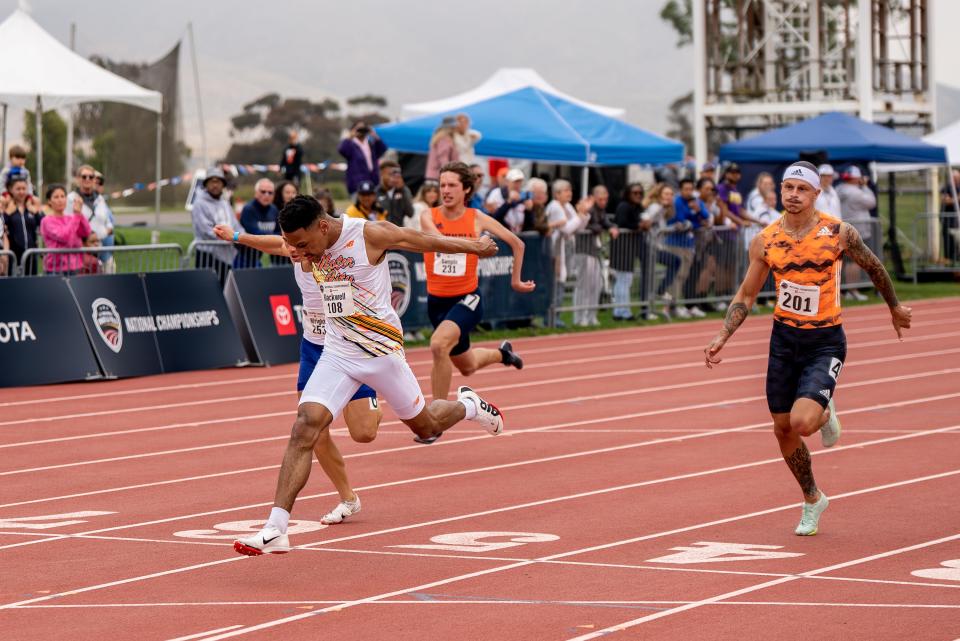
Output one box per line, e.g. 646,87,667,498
3,0,959,163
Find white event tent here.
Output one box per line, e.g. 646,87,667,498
0,9,162,214
401,68,625,120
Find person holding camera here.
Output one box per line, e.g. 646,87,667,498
337,120,387,197
1,175,43,274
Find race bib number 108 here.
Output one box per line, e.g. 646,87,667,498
322,282,355,318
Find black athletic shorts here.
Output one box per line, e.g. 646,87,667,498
427,291,483,356
765,321,846,414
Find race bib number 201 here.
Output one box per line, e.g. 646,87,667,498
322,281,355,318
434,253,467,276
778,279,820,317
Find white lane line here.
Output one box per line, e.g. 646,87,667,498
2,359,956,477
1,371,957,513
1,314,954,427
2,332,955,453
566,532,960,641
5,531,958,593
10,600,960,610
2,421,958,610
2,300,944,409
164,626,243,641
157,471,960,640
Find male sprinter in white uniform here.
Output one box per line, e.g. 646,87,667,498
234,196,504,555
215,223,380,526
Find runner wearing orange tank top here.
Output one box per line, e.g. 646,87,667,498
419,161,536,416
703,161,912,537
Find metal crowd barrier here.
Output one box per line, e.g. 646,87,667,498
912,213,960,282
185,239,289,274
18,244,184,277
0,249,15,277
553,218,885,324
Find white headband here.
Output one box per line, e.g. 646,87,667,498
782,164,821,190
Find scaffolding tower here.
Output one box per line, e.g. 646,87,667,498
692,0,935,163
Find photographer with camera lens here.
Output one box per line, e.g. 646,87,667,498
337,120,387,197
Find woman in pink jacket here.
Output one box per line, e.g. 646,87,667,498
39,184,97,275
425,116,460,180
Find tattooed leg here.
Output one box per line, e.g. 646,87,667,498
773,413,819,503
784,442,819,502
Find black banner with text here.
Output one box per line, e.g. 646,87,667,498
0,277,102,387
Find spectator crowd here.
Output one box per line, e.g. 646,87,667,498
0,116,886,329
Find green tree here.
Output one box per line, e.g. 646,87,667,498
23,109,69,187
224,93,389,167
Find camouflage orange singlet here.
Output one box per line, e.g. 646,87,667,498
759,211,844,329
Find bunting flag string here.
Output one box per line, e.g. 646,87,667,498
105,160,347,200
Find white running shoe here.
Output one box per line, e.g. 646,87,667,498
458,385,504,435
820,398,842,448
794,492,829,536
852,290,869,301
321,495,361,525
675,305,692,319
234,524,290,556
689,305,707,318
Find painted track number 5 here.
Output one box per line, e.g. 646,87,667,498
389,531,559,553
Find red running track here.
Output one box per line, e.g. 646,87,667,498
1,298,959,641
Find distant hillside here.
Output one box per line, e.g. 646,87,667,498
938,83,960,127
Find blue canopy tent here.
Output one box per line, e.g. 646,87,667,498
719,111,951,280
376,86,683,195
718,112,947,164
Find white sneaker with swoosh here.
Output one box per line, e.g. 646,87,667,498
458,386,504,435
234,525,290,556
321,495,361,525
820,398,841,448
794,492,829,536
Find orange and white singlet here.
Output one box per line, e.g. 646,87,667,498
759,211,844,329
423,207,480,297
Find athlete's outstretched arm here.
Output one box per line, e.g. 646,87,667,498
476,213,536,293
840,222,912,338
704,234,770,368
213,225,290,257
363,220,497,261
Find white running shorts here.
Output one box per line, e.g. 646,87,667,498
300,350,426,420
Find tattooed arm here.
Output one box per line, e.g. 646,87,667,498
704,234,770,368
840,222,912,339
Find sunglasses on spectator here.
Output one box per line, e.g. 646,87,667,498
630,189,643,195
257,189,274,195
80,174,96,180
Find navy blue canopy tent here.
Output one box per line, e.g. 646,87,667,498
719,112,947,164
375,86,684,166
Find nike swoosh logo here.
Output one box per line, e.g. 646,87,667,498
263,535,280,544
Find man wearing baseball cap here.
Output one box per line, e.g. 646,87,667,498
345,180,382,221
190,167,236,283
484,167,531,233
704,160,911,537
814,164,842,218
